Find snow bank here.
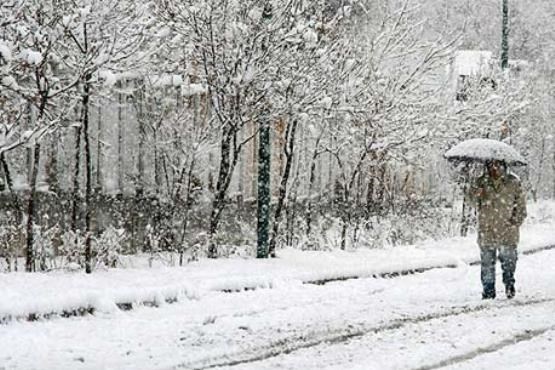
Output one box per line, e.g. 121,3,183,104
1,201,555,322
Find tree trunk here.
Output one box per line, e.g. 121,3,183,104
25,143,41,272
552,149,555,199
269,119,297,257
25,91,48,273
117,81,125,194
137,86,145,197
286,193,295,247
83,76,93,273
306,133,323,237
460,193,470,237
533,137,546,201
46,132,59,193
154,130,162,192
96,104,103,192
178,157,197,264
340,216,348,250
366,165,376,216
1,153,22,224
376,160,387,213
71,125,82,232
207,129,236,258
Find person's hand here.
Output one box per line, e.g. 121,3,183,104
475,187,485,198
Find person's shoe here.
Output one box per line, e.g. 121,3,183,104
482,291,496,300
506,284,515,299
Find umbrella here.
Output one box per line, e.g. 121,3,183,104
444,138,527,166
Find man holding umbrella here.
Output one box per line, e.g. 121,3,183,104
445,139,528,300
466,159,527,299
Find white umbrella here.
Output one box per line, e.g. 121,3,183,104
444,138,527,166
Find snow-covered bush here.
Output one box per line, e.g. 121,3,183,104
33,224,60,271
59,230,87,270
0,218,22,272
93,226,127,269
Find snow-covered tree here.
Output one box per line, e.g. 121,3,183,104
0,0,82,271
295,1,456,249
55,0,149,272
156,0,363,257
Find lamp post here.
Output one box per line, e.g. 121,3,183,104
501,0,509,69
257,3,273,258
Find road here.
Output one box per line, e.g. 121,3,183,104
2,248,555,370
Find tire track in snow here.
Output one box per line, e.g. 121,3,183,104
414,326,555,370
174,297,555,370
217,287,386,322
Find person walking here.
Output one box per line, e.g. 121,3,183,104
466,160,527,299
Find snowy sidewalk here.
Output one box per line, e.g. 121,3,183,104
3,235,555,370
1,201,555,322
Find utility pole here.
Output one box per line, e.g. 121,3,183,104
257,3,273,258
501,0,509,69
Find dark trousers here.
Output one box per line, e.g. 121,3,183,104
480,246,517,297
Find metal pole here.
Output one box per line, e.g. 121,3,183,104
256,3,273,259
257,118,271,258
501,0,509,69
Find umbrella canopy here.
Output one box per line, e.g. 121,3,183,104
444,138,527,166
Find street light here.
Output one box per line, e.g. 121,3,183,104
501,0,509,69
257,2,273,259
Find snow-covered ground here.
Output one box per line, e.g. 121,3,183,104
2,219,554,320
2,201,555,321
2,240,555,369
1,201,555,369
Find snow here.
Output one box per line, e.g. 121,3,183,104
451,329,555,370
151,74,183,87
452,50,493,77
98,70,117,87
0,3,553,367
157,27,171,38
79,6,91,18
182,83,207,97
62,15,73,27
444,138,527,165
0,41,12,62
247,6,263,22
21,130,33,140
21,49,43,65
95,71,186,88
319,96,333,109
303,28,318,46
222,297,555,370
0,75,17,89
1,201,555,369
114,70,141,81
12,175,29,191
1,201,554,322
2,237,555,369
